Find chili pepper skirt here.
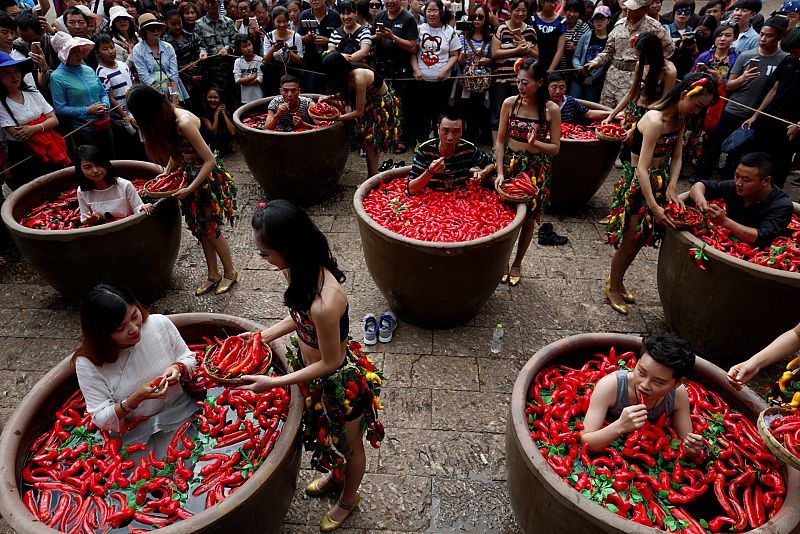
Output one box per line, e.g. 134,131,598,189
502,146,553,222
357,90,402,153
622,101,645,132
180,157,238,239
606,161,670,248
287,337,385,476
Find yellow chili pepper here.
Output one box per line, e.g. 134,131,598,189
365,372,382,385
314,401,323,411
343,399,352,414
787,355,800,371
779,370,795,393
374,396,384,410
305,397,312,410
790,391,800,408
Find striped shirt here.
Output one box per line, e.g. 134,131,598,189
409,138,494,192
559,95,589,124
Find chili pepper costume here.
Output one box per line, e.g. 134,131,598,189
287,338,385,477
606,160,670,248
357,89,401,153
502,145,552,222
179,157,237,239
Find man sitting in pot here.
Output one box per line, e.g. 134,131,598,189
407,106,496,195
682,152,793,248
264,74,317,132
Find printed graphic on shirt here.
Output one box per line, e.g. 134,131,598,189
420,32,442,66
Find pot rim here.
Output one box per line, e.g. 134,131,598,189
353,166,527,249
0,312,303,534
232,93,344,136
0,161,169,240
509,332,800,534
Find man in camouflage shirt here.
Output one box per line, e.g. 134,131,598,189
194,0,237,104
584,0,674,109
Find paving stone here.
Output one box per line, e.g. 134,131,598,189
380,386,432,430
410,355,479,391
431,389,508,434
431,478,520,532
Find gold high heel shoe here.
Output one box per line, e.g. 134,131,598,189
305,475,341,497
320,494,360,532
508,267,521,287
605,277,635,303
604,279,628,315
195,274,222,296
214,271,238,295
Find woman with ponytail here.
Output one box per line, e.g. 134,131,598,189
494,57,561,286
604,73,718,315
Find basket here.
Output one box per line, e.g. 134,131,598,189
143,176,185,199
595,129,626,143
757,406,800,471
667,206,705,230
496,180,535,204
202,342,273,387
309,108,340,122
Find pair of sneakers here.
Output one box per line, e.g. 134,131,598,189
361,311,397,345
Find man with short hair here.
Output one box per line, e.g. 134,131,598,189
731,0,760,52
685,152,793,248
702,0,725,23
13,13,59,96
298,0,340,93
265,74,316,131
584,0,674,109
194,0,236,103
64,6,89,38
407,107,495,195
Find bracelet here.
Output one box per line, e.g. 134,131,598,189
120,397,132,413
39,124,45,132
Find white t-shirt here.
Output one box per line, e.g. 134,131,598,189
77,178,145,222
0,90,54,141
416,23,462,81
74,314,197,442
263,30,304,62
233,55,264,103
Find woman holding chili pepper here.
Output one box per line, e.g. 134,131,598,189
73,284,197,456
728,322,800,390
605,73,718,315
581,332,702,456
237,200,384,532
127,85,239,296
494,57,560,286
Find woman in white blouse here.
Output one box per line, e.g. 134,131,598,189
263,6,304,94
74,284,198,454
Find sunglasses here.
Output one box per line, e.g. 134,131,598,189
369,2,381,6
469,13,485,19
675,7,692,14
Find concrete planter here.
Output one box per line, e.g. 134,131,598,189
657,226,800,367
0,161,181,303
506,332,800,534
232,94,350,206
353,166,526,328
0,313,302,534
547,100,620,214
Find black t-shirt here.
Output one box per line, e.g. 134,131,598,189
701,179,793,248
372,9,419,75
762,56,800,125
298,7,341,68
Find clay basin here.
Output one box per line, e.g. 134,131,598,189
0,161,181,303
353,166,527,328
0,313,302,534
506,332,800,534
547,100,620,214
232,94,350,206
657,225,800,368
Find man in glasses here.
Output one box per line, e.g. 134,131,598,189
730,0,761,52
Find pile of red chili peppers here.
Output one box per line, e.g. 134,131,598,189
21,337,290,532
205,332,272,381
240,112,333,131
560,123,598,140
765,413,800,459
362,177,515,242
18,180,148,231
144,171,185,194
527,347,786,532
689,202,800,272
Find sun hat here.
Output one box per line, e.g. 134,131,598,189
109,5,134,24
0,51,33,75
138,12,166,31
592,5,612,17
50,31,95,63
623,0,652,10
74,4,106,20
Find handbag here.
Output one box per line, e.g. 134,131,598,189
462,38,492,94
721,124,755,153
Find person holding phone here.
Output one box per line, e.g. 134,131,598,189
262,6,303,95
297,0,340,93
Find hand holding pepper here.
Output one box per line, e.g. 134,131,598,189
616,403,648,434
707,203,728,225
682,432,703,457
727,359,761,390
652,204,676,229
161,364,182,386
428,157,446,175
129,378,169,409
235,374,279,393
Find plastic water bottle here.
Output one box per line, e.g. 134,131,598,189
491,323,504,353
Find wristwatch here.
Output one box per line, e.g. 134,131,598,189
120,397,132,413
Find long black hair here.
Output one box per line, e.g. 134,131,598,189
251,200,346,311
517,57,549,121
127,85,180,166
75,145,117,190
465,2,491,43
0,62,35,127
635,32,666,103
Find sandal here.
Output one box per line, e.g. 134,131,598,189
320,494,361,532
195,274,222,296
214,272,238,295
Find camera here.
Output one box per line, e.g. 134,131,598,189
456,17,471,31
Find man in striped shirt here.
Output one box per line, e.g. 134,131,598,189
408,106,496,194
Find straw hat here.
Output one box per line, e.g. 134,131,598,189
138,13,166,31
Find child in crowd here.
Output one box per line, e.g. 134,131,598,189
265,74,315,131
571,5,610,102
76,145,153,224
232,34,264,104
581,332,703,457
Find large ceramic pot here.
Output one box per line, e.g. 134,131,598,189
547,100,620,214
506,332,800,534
657,226,800,367
1,161,181,302
0,313,302,534
353,166,527,328
233,94,350,206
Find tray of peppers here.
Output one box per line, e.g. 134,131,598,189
595,123,627,142
688,202,800,273
19,336,291,532
203,331,272,386
18,180,149,231
560,122,599,140
527,347,786,532
308,101,340,122
362,176,516,242
665,203,705,230
758,407,800,471
143,170,187,198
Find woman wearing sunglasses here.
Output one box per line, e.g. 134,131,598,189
664,0,695,43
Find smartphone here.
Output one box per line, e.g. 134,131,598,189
276,39,285,48
31,41,42,56
376,21,385,29
248,16,258,30
746,57,760,71
695,61,705,69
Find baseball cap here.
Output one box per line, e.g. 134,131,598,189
592,5,612,17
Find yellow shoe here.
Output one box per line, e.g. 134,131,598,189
320,494,360,532
605,277,635,303
604,279,628,315
195,274,222,296
305,475,341,497
501,273,509,284
214,272,238,295
508,267,521,287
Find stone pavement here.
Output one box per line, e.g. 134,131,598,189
0,142,796,533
